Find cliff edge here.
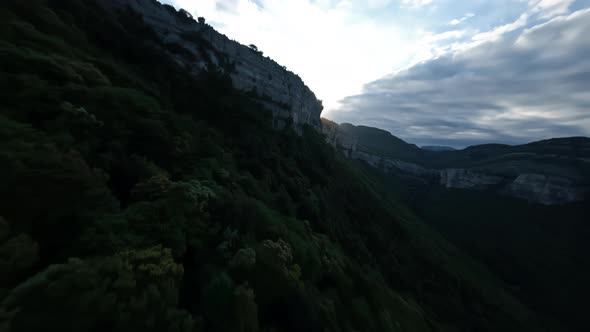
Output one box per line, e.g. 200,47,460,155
97,0,323,130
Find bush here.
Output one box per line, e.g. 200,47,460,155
0,246,193,332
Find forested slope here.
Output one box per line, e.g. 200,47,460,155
0,1,552,331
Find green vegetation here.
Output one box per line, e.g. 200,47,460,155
0,1,565,331
407,186,590,332
335,122,589,331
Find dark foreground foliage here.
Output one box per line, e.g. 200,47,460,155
0,1,560,331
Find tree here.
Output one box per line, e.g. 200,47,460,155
179,8,193,19
234,283,259,332
198,17,206,25
0,246,193,332
248,44,264,56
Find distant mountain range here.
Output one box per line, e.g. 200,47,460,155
322,118,590,205
421,145,456,152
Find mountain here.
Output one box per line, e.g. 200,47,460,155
322,119,590,331
0,1,586,332
323,119,590,205
421,146,456,152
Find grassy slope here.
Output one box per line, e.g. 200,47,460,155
0,1,551,331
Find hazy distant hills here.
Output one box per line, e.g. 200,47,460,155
421,145,456,152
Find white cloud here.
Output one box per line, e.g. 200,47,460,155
528,0,574,19
471,13,528,42
333,8,590,147
367,0,393,9
401,0,434,8
442,0,574,52
449,12,475,25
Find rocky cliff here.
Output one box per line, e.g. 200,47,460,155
503,173,587,205
321,118,358,157
322,119,589,205
97,0,323,130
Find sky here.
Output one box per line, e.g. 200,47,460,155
160,0,590,148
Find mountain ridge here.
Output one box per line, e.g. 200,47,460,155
321,119,590,204
421,146,456,152
97,0,324,131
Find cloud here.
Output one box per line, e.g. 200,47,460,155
332,8,590,148
529,0,575,19
449,12,474,25
440,0,575,51
214,0,239,14
470,13,529,43
367,0,393,9
401,0,434,8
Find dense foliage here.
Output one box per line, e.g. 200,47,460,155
407,185,590,332
0,1,563,331
332,121,590,331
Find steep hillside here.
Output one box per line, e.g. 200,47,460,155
0,1,555,332
322,120,590,331
322,118,423,160
408,185,590,332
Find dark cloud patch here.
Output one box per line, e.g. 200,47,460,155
332,9,590,148
400,57,465,81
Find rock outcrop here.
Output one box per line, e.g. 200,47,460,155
97,0,323,130
438,169,504,190
321,119,358,157
504,173,587,205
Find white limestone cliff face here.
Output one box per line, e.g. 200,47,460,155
350,152,504,190
367,153,585,204
97,0,323,130
438,169,503,190
504,174,587,205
